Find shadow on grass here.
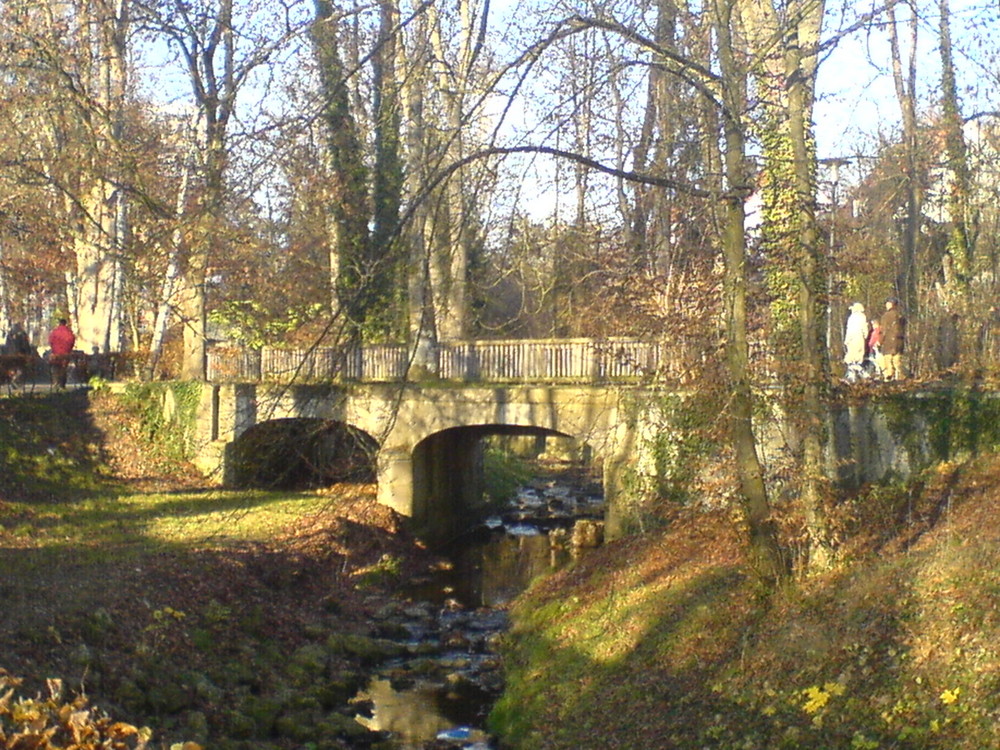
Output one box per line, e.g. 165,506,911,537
0,390,114,499
0,506,422,748
495,558,922,749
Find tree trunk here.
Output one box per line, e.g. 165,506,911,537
785,23,832,568
714,0,787,585
630,0,678,275
372,0,405,339
739,0,831,569
426,0,485,341
401,14,438,371
312,0,372,339
938,0,975,326
147,121,198,380
73,0,130,355
887,2,921,315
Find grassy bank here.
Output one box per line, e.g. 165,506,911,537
0,391,436,749
493,457,1000,748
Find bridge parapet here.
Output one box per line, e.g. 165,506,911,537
207,337,703,385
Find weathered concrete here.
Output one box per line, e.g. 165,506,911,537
822,391,1000,486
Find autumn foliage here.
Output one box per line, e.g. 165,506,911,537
0,671,170,750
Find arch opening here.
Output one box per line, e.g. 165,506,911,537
230,418,378,490
409,424,599,544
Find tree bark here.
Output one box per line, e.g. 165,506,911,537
715,0,787,585
72,0,130,355
147,118,199,380
938,0,975,296
738,0,831,569
372,0,405,339
887,2,921,315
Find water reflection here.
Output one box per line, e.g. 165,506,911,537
356,678,492,749
459,529,572,608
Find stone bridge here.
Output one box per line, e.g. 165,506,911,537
183,339,1000,544
192,381,643,542
192,338,687,541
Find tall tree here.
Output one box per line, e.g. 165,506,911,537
713,0,788,583
312,0,374,337
422,0,492,342
1,0,133,353
74,0,131,354
937,0,975,304
738,0,831,567
887,0,921,314
563,10,788,581
135,0,310,378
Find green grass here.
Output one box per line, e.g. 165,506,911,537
2,489,333,549
0,489,342,618
0,391,346,606
483,444,536,505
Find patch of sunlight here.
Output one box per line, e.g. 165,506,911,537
139,491,332,544
7,490,337,550
554,571,711,665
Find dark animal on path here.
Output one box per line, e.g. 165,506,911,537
0,353,33,395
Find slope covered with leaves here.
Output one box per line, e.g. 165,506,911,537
494,457,1000,748
0,391,441,749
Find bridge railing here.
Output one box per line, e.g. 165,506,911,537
206,337,706,384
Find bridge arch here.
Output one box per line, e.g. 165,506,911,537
407,424,588,540
227,417,379,489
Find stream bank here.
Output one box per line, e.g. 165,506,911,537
0,389,607,750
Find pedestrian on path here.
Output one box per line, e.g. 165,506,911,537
843,302,868,383
48,319,76,389
881,298,906,380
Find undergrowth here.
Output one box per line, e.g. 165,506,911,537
117,382,202,463
482,445,535,506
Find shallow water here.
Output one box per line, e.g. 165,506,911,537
354,471,604,748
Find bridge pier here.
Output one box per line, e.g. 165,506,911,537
376,436,487,545
376,449,415,518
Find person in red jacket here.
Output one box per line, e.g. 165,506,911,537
48,319,76,388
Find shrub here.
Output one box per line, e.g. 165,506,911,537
0,670,155,749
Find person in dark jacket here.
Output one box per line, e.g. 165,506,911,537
880,298,906,380
48,319,76,389
5,323,32,356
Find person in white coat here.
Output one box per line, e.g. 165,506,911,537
843,302,869,382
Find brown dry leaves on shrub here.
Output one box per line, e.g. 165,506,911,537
0,670,165,750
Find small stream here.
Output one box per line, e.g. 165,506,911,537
350,464,604,749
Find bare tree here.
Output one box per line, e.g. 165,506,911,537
133,0,311,378
887,0,922,314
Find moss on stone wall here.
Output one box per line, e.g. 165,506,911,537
119,381,205,462
875,390,1000,464
614,387,1000,533
613,390,724,534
